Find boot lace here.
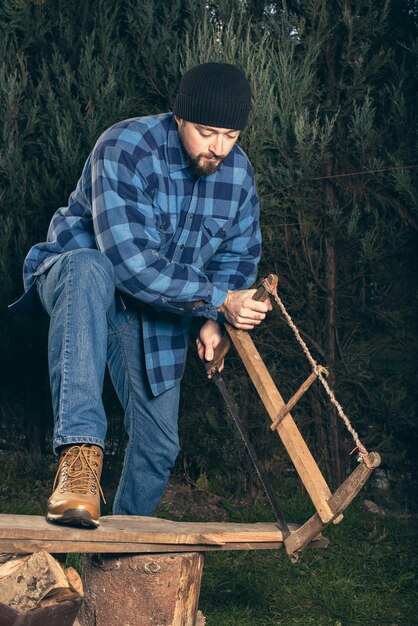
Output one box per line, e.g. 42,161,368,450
53,445,106,503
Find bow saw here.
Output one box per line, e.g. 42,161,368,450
205,274,381,563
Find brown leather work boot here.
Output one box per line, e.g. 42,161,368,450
47,444,105,529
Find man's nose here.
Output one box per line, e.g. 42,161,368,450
209,135,224,157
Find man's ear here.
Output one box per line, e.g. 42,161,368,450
174,116,186,128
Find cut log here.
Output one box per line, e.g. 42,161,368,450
0,555,17,565
0,554,31,580
78,552,204,626
0,550,73,612
0,550,83,625
64,566,84,597
0,597,82,626
39,567,84,607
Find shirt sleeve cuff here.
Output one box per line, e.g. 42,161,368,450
211,285,228,309
200,285,227,321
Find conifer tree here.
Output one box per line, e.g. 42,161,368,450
0,0,203,449
177,0,418,491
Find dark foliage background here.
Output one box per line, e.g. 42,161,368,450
1,0,417,509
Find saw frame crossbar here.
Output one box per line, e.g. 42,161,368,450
208,274,381,560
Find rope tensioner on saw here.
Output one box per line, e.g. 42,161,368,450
205,274,381,562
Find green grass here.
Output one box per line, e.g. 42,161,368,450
198,503,418,626
1,451,417,626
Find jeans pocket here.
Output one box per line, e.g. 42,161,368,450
107,294,137,334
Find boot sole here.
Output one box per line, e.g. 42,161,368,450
47,508,100,529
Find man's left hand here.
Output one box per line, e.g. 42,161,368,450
196,319,224,376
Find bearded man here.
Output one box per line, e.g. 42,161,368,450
11,62,270,528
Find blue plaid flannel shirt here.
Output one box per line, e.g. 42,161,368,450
17,113,261,395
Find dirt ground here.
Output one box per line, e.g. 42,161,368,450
158,477,230,522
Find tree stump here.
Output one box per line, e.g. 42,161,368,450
78,552,204,626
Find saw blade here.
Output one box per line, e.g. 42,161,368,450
212,370,291,537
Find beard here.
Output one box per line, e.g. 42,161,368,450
187,152,225,177
178,128,225,177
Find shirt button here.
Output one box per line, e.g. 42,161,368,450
179,243,184,249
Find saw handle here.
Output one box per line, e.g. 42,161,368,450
253,273,278,303
204,274,278,376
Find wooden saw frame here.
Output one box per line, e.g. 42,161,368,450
207,274,381,560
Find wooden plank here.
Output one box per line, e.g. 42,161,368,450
225,326,335,523
0,537,328,555
0,515,329,554
284,451,381,557
0,539,286,554
0,515,284,545
0,539,288,554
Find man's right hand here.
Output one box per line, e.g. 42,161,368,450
217,289,272,330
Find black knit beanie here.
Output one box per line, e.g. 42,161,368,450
173,62,252,130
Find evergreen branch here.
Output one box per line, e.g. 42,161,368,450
311,163,418,181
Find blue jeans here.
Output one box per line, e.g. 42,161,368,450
36,248,181,516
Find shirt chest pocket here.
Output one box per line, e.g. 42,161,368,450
197,216,234,264
202,217,233,242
